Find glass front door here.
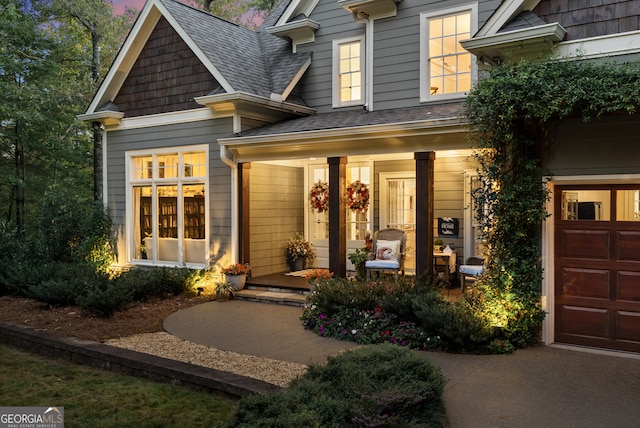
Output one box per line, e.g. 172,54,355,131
380,173,416,273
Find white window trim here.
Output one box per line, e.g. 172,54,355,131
332,35,366,108
125,144,209,268
420,3,478,103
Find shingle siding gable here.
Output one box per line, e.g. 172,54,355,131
534,0,640,40
113,16,220,117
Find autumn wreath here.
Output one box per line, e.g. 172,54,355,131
346,180,369,213
309,180,329,212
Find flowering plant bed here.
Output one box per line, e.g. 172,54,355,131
301,276,503,354
305,269,334,284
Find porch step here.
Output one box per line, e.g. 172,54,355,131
234,285,309,307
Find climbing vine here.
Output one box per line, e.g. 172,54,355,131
464,59,640,347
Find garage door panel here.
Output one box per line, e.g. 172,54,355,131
618,231,640,262
561,267,610,299
561,229,610,260
560,305,609,338
617,311,640,343
555,186,640,353
618,271,640,302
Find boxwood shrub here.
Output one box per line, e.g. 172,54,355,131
223,344,447,427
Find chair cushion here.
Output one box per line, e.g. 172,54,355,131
375,240,400,261
366,259,400,269
459,265,483,276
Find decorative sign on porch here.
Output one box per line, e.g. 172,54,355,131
438,217,459,237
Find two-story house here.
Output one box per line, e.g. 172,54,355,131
80,0,640,354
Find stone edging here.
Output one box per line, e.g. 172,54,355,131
0,321,281,398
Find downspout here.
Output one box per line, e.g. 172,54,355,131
220,144,239,265
353,11,374,111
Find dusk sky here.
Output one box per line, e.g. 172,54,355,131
111,0,194,15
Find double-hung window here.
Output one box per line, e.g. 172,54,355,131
421,4,477,101
333,35,365,107
128,147,208,266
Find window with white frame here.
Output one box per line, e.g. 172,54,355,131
420,4,476,101
129,147,208,265
333,35,365,107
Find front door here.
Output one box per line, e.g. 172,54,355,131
380,173,416,274
308,164,329,268
308,163,372,271
554,185,640,352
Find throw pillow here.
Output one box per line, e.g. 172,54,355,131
375,240,400,261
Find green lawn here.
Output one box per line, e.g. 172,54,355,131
0,344,237,427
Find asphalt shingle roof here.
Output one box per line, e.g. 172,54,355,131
159,0,308,101
498,10,548,33
233,102,467,138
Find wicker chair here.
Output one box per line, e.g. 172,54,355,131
365,228,406,279
458,256,484,292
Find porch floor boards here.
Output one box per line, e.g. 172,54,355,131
246,272,311,291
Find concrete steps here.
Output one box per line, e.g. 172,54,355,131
234,285,309,307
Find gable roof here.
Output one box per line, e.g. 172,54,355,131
83,0,310,116
476,0,542,38
461,0,565,65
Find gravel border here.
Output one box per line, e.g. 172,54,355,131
107,332,308,387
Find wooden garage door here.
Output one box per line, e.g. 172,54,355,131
555,185,640,353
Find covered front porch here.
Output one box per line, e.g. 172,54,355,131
218,103,479,283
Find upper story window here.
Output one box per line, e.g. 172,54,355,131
333,35,365,107
420,4,477,102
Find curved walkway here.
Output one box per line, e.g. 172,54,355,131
165,300,640,428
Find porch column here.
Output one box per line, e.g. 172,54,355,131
238,162,251,265
415,152,435,278
328,157,347,277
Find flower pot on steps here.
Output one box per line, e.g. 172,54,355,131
225,274,246,291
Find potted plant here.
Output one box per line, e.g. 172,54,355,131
348,248,371,280
221,263,251,291
285,233,316,271
434,238,444,252
215,280,237,301
348,232,372,279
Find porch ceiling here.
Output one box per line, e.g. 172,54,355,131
219,116,470,163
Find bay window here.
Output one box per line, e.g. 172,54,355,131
129,147,207,265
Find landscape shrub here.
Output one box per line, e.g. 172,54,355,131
306,277,414,317
303,276,495,353
224,344,447,427
0,220,34,294
115,266,200,302
34,189,92,264
25,263,108,306
73,202,116,274
75,280,135,317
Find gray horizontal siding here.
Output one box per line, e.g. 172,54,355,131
544,115,640,176
106,118,234,266
298,0,501,112
250,163,304,276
